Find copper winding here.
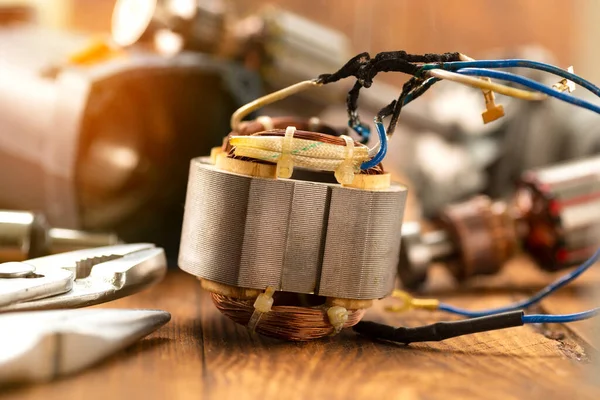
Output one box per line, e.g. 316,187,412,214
236,117,341,137
211,293,366,341
222,116,341,153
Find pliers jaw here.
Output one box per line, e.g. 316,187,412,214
0,243,166,312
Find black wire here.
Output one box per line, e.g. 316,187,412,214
319,51,460,139
317,52,370,84
347,81,364,127
353,311,525,344
386,77,424,134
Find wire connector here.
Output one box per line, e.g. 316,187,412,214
481,88,505,124
335,135,357,185
552,66,576,93
385,290,440,313
327,306,349,335
277,126,296,179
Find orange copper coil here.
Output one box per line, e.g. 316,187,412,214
211,293,366,341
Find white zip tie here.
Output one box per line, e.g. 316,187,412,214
247,286,275,332
277,126,296,178
335,135,356,185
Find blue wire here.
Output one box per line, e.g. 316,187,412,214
420,59,600,98
353,60,600,168
349,122,371,144
522,308,600,324
437,247,600,318
455,68,600,114
360,121,387,170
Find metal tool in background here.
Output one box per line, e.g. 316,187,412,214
0,210,120,263
112,0,351,105
111,0,226,55
0,308,171,385
0,21,260,255
0,243,167,312
0,1,351,258
398,155,600,288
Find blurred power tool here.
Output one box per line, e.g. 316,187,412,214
399,155,600,288
111,0,351,104
0,210,119,262
0,19,259,256
0,2,350,257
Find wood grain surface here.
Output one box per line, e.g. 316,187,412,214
3,259,600,400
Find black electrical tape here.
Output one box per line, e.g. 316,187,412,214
318,51,461,86
318,52,370,84
320,50,462,139
353,311,524,344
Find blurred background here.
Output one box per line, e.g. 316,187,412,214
0,0,599,265
8,0,598,76
7,0,599,79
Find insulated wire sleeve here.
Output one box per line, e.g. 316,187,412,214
230,80,321,131
437,247,600,318
229,136,370,160
427,69,547,100
229,135,370,172
360,121,387,170
355,307,600,344
522,308,600,323
456,68,600,114
354,311,525,344
420,59,600,97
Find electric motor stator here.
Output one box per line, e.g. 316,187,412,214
178,116,407,340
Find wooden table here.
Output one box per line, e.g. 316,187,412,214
3,257,599,400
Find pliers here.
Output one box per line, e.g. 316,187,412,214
0,243,166,312
0,243,170,385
